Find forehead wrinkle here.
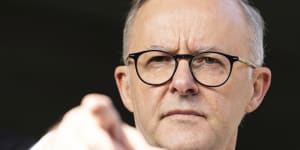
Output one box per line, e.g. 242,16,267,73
143,16,180,52
140,0,224,53
133,0,250,56
141,8,206,53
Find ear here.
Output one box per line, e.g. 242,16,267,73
114,66,134,112
246,67,272,113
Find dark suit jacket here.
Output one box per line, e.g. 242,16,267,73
0,129,36,150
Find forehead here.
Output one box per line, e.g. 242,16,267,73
129,0,250,56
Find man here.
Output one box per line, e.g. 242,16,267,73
32,0,271,149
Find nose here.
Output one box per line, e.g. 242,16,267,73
169,60,199,96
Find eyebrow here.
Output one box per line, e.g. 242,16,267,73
148,45,224,54
149,45,169,51
197,47,223,53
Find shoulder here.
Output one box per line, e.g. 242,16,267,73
0,129,36,150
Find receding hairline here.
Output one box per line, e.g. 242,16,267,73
122,0,265,66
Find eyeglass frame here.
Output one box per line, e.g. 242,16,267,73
126,49,257,87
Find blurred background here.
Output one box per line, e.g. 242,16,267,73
0,0,299,149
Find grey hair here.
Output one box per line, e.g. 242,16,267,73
239,0,265,66
122,0,146,61
123,0,265,66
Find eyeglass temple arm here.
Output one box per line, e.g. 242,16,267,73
238,57,257,68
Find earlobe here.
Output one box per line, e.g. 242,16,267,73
246,67,272,113
114,66,134,112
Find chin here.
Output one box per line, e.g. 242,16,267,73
154,125,216,150
157,137,214,150
149,114,221,150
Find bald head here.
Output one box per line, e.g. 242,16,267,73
123,0,264,65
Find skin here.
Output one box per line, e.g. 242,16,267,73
31,94,162,150
115,0,271,150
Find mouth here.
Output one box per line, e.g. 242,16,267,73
161,109,206,120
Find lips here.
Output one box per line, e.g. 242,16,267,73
161,109,206,119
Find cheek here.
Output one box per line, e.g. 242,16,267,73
129,68,166,115
206,73,253,133
203,90,245,144
228,70,253,110
211,72,253,124
129,71,161,115
129,74,167,137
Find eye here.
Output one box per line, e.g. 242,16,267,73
193,56,220,64
148,56,172,63
192,55,224,67
203,57,219,64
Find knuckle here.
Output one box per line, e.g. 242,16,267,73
81,93,112,108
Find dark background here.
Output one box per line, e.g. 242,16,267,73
0,0,299,149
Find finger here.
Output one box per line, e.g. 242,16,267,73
80,93,133,150
32,106,116,150
81,94,119,129
81,93,113,114
58,106,116,150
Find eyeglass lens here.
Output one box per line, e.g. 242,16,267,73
135,50,232,86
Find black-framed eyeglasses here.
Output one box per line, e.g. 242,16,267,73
126,50,256,87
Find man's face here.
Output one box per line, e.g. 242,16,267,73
116,0,269,149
